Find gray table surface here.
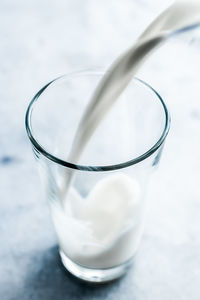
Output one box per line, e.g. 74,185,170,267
1,0,200,299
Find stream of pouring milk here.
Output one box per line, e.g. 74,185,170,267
54,1,200,269
63,0,200,192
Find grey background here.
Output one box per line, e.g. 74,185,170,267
1,0,200,299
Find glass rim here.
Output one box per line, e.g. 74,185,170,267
25,71,171,172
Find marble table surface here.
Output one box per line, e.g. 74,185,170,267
1,0,200,299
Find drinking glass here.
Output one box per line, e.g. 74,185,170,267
25,71,170,283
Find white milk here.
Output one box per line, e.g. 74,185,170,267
68,1,200,166
62,0,200,195
52,174,142,268
56,1,200,268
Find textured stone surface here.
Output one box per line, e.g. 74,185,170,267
1,0,200,299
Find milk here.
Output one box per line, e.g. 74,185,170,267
56,1,200,269
52,174,142,268
62,0,200,195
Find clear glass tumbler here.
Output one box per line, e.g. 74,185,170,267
25,71,170,283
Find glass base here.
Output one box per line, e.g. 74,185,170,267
60,250,133,283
